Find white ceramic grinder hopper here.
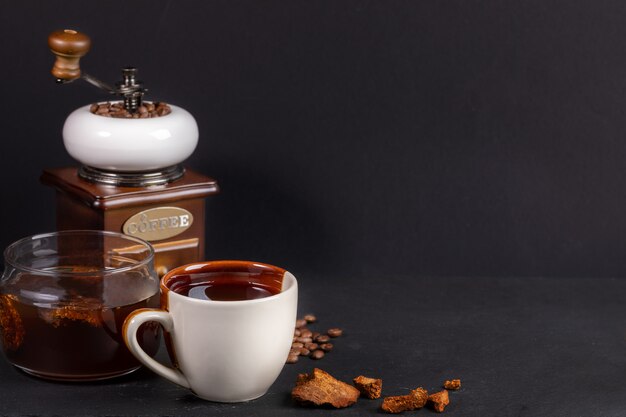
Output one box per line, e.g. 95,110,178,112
49,29,198,186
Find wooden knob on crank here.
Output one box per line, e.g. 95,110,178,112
48,29,91,80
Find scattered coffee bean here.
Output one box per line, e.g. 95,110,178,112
310,350,325,360
305,342,319,351
89,101,171,118
327,328,343,338
286,315,343,364
320,343,333,352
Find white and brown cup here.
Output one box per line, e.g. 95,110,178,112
123,260,298,402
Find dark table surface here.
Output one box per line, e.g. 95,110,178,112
1,273,626,417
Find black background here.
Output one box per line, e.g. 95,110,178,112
3,3,626,417
2,0,626,279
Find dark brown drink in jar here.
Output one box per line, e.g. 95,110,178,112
0,269,159,381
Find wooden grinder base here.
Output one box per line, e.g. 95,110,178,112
41,167,218,277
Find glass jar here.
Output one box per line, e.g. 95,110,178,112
0,230,159,381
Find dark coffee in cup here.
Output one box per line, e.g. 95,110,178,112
124,260,298,402
166,271,282,301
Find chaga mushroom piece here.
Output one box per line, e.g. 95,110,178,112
0,294,24,351
353,375,382,399
381,387,428,414
443,379,461,390
291,368,360,408
39,297,103,328
428,390,450,413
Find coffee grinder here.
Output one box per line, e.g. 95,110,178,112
41,29,218,276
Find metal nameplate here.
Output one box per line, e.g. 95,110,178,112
123,207,193,241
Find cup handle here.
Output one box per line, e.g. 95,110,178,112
123,308,190,389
